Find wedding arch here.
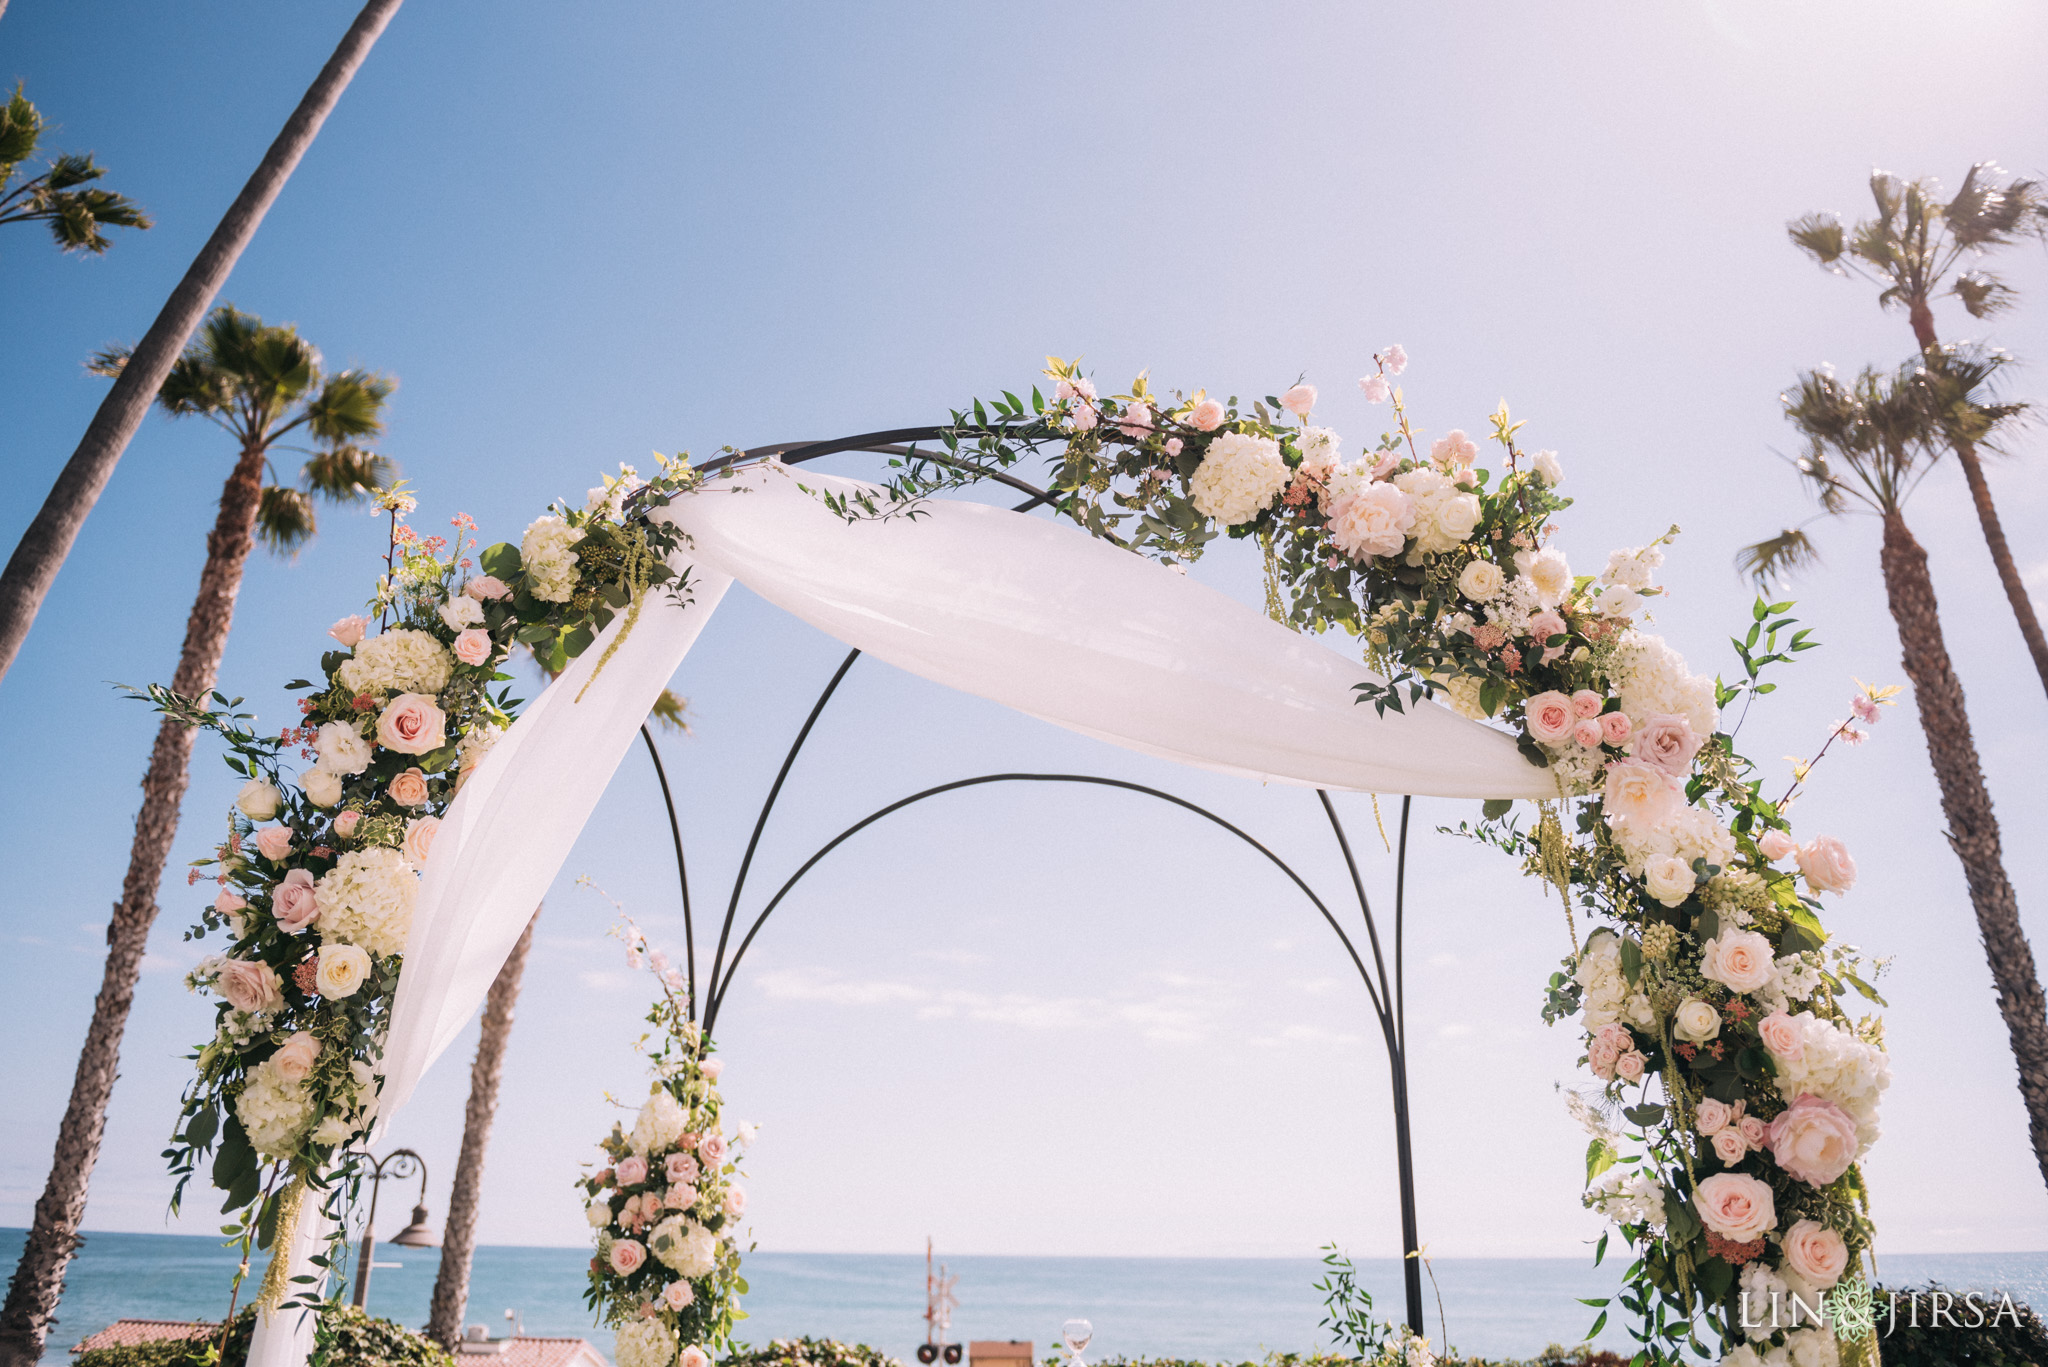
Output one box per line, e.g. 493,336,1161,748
157,358,1891,1367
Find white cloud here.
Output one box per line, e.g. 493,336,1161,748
750,967,1219,1043
915,947,991,966
1251,1023,1365,1048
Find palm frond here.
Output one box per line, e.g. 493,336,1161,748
1787,212,1847,268
87,344,131,379
303,445,395,503
256,486,317,558
1736,528,1823,586
157,349,234,417
647,688,692,735
0,84,44,179
304,368,395,442
1946,163,2048,248
1951,270,2016,318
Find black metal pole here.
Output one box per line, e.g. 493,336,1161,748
350,1158,384,1309
640,725,697,1019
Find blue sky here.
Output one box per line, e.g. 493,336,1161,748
4,0,2048,1269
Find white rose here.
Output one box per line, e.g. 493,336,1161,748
586,1202,611,1228
438,595,485,630
302,767,343,808
1518,548,1573,608
1457,559,1505,602
1436,492,1481,542
314,943,373,999
1644,855,1696,907
1531,449,1563,485
315,721,373,776
235,780,282,821
1673,999,1721,1043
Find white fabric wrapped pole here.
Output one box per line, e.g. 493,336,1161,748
243,1202,334,1367
658,465,1555,799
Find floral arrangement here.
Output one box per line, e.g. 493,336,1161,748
837,354,1896,1367
150,461,713,1302
581,920,752,1367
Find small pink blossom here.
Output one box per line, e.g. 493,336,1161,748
681,1349,711,1367
1851,695,1881,724
701,1057,725,1083
678,1131,701,1151
1369,449,1401,480
329,615,368,648
1280,384,1317,417
1430,430,1479,468
1189,399,1226,431
1359,374,1391,403
1117,402,1154,439
1164,437,1183,456
1378,344,1408,375
1834,722,1866,745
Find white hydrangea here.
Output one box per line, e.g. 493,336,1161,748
1772,1012,1890,1149
1777,954,1825,1002
1439,674,1488,721
236,1057,315,1159
1602,545,1665,591
314,846,417,959
522,516,585,603
1574,930,1655,1031
1189,433,1290,526
1394,467,1481,562
614,1318,678,1367
335,629,453,698
1610,803,1737,878
648,1214,718,1278
1546,745,1606,796
1610,631,1720,740
631,1087,688,1155
1585,1166,1665,1231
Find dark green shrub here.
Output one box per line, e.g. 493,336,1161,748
1873,1284,2048,1367
721,1339,903,1367
310,1305,452,1367
74,1307,256,1367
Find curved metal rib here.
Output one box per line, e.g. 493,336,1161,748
639,724,697,1018
700,772,1387,1038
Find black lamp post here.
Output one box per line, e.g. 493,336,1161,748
351,1148,438,1311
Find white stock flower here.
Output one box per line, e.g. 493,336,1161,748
335,629,454,697
521,516,586,603
1189,433,1290,526
1296,427,1343,482
315,721,373,776
1574,930,1655,1031
1594,583,1643,620
1585,1166,1665,1231
314,847,417,959
457,722,503,771
1602,545,1665,591
1611,631,1720,740
1777,954,1825,1002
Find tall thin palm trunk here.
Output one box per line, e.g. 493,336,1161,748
426,909,541,1349
0,0,403,690
1907,310,2048,696
0,446,269,1367
1879,508,2048,1181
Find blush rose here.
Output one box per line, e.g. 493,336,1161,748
1524,691,1577,746
217,959,284,1015
1765,1093,1860,1186
377,693,447,756
272,868,320,933
388,767,430,808
1796,836,1857,894
1782,1219,1849,1288
1695,1171,1775,1243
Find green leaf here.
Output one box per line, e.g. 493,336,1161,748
1620,937,1644,985
1780,905,1828,953
1841,970,1888,1006
1481,798,1513,821
417,744,460,775
1622,1102,1666,1128
479,541,522,578
184,1105,218,1151
1586,1137,1618,1184
1693,906,1720,942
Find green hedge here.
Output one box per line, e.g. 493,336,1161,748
721,1339,903,1367
73,1305,450,1367
1871,1284,2048,1367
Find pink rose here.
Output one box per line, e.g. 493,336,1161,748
701,1058,725,1083
271,1031,322,1083
1280,384,1317,417
678,1132,700,1151
215,888,248,916
665,1185,696,1210
608,1239,646,1275
1527,610,1567,662
465,575,510,601
1571,690,1605,720
388,767,430,808
216,958,284,1015
1757,829,1797,862
1710,1128,1748,1166
403,816,440,867
1782,1219,1850,1288
1369,449,1401,480
1765,1093,1860,1187
1701,929,1776,995
1572,718,1603,748
663,1281,694,1311
1695,1099,1733,1136
1523,691,1576,746
1757,1011,1805,1063
334,811,362,839
615,1155,649,1187
1633,714,1701,778
1695,1171,1776,1242
1796,836,1857,894
596,1168,615,1188
453,629,494,667
272,868,320,933
1604,760,1681,827
1430,430,1479,467
1615,1050,1646,1082
681,1349,711,1367
699,1134,729,1166
1165,438,1183,457
723,1185,747,1217
377,693,448,756
329,615,368,647
1189,399,1226,431
255,827,294,862
1600,712,1632,746
1326,484,1417,561
1587,1036,1620,1080
1738,1115,1767,1149
665,1153,700,1185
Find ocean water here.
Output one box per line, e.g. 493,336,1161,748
8,1231,2046,1367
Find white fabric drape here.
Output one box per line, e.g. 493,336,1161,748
375,462,1551,1133
243,1203,333,1367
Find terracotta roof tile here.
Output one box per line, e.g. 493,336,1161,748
72,1320,215,1353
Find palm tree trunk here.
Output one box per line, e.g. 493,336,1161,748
426,908,541,1350
1906,309,2048,697
0,0,403,690
1879,509,2048,1186
0,445,270,1367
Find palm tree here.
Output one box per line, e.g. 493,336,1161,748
0,84,151,253
0,308,394,1367
0,0,404,691
1742,359,2048,1189
1789,164,2048,694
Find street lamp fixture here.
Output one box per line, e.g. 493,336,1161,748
352,1149,438,1311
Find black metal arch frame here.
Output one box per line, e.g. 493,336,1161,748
628,429,1430,1334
